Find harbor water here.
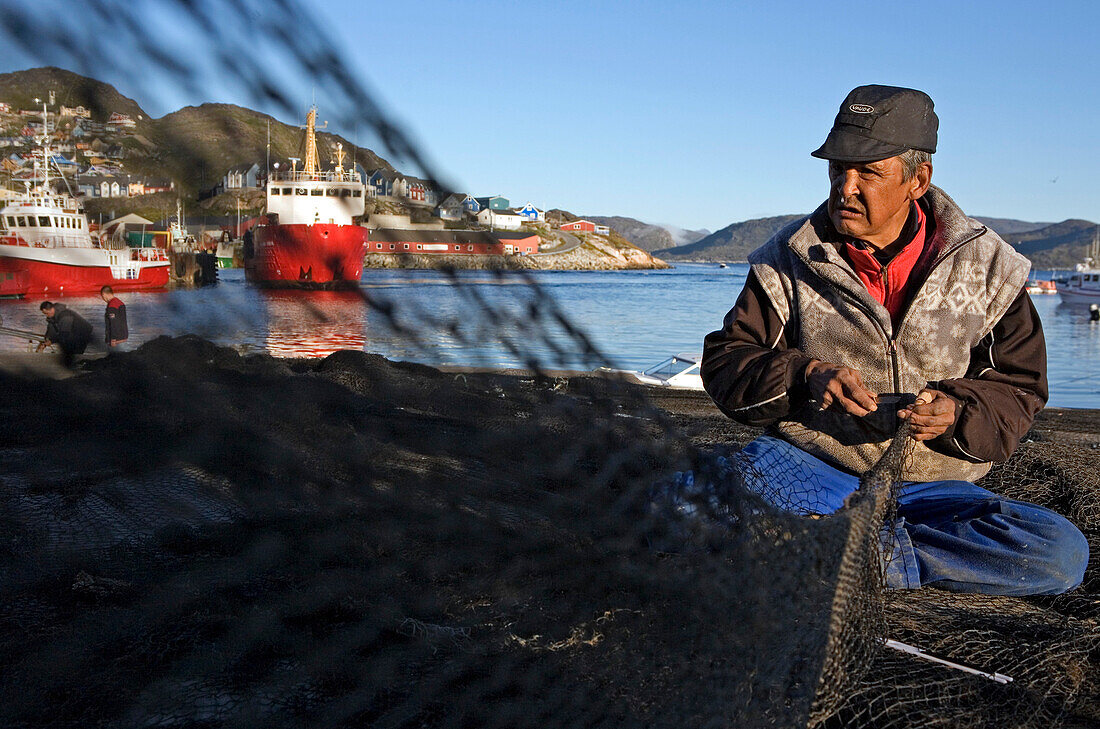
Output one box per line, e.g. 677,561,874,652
1,263,1097,409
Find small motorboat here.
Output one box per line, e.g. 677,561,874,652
1025,279,1057,295
597,352,704,390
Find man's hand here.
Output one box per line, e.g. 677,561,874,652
804,360,878,416
898,389,957,441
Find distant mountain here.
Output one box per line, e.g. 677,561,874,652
974,217,1053,236
653,210,1098,267
1000,219,1099,269
655,215,803,261
587,216,709,252
0,67,394,194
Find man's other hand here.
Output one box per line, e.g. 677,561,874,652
805,360,878,416
898,389,957,441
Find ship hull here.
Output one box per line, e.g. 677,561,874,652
246,223,367,289
0,242,170,295
1058,286,1100,303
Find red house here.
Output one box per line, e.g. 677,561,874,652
560,220,596,232
368,229,540,255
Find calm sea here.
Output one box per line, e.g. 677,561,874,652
1,263,1097,409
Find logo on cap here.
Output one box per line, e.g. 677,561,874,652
849,104,875,114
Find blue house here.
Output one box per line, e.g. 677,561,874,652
367,169,396,197
462,195,481,214
517,203,544,222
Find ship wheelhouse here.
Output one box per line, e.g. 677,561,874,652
266,170,365,226
0,192,97,249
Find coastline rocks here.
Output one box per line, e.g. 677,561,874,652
361,245,668,271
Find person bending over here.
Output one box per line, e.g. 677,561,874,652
37,301,94,365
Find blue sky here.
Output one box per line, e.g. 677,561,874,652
312,0,1100,231
4,0,1099,232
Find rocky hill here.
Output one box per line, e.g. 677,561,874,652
1000,219,1099,269
0,66,147,123
974,216,1053,236
655,215,803,261
0,67,394,195
586,216,709,252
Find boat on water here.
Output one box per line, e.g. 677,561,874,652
1058,227,1100,304
244,106,368,289
1025,279,1057,295
0,103,169,296
216,239,238,268
598,352,704,390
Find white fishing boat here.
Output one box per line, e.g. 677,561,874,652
1059,227,1100,304
598,352,704,390
0,101,169,295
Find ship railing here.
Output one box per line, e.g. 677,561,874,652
269,170,361,184
23,233,97,249
129,247,168,262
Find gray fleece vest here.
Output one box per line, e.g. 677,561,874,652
748,186,1031,482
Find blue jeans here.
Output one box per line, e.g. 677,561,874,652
662,435,1089,596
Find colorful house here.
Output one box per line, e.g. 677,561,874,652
517,203,544,223
560,220,596,232
475,207,523,230
474,195,510,211
367,169,396,197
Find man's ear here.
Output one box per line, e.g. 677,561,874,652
909,162,933,200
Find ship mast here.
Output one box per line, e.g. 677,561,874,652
34,98,50,194
303,106,319,176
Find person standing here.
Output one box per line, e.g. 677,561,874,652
100,285,128,349
36,301,93,365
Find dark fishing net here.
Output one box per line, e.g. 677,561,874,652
1,2,1098,728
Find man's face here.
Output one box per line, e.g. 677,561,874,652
827,156,927,248
41,307,54,318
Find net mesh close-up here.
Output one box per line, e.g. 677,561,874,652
0,1,1098,727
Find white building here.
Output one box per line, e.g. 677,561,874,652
476,207,523,230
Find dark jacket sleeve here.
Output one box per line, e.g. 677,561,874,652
929,287,1047,463
116,303,128,341
701,271,815,425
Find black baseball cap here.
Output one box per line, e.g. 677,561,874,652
812,85,938,163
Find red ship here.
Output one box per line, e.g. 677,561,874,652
0,102,169,296
244,106,368,289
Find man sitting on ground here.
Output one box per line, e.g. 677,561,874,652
699,85,1088,596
